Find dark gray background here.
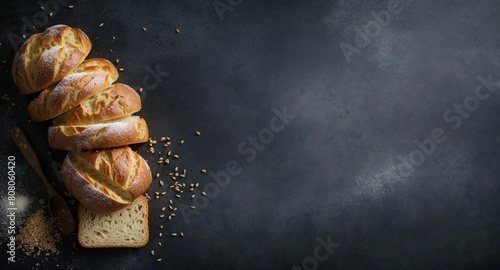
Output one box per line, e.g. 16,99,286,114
1,0,500,269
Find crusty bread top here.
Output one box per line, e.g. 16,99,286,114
28,58,119,122
78,195,149,248
62,146,152,213
53,83,141,125
12,24,92,95
48,116,149,150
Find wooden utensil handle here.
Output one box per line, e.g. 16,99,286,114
10,126,52,190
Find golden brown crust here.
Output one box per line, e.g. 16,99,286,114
47,116,149,150
12,24,92,95
53,83,141,125
28,58,118,122
62,147,152,214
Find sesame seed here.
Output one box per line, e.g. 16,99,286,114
159,233,163,237
202,191,207,196
99,22,104,27
162,207,166,211
161,137,166,141
175,194,181,198
175,166,178,172
160,180,164,186
156,173,160,178
175,28,180,34
195,131,201,136
161,192,166,195
151,250,155,255
191,206,196,209
195,183,200,188
173,154,180,159
49,12,53,17
68,5,74,9
180,140,184,145
40,6,45,10
171,233,177,237
118,68,124,71
112,36,116,40
139,87,144,93
191,194,195,199
157,258,162,262
169,199,173,205
168,215,172,221
171,176,177,181
158,242,162,246
180,232,184,237
142,27,147,32
201,169,207,173
160,214,165,218
165,159,170,164
160,225,164,229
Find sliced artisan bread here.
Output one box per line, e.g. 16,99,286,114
53,83,141,125
78,195,149,248
61,146,152,214
48,115,149,150
12,24,92,95
28,58,119,122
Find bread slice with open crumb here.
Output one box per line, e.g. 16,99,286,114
78,195,149,248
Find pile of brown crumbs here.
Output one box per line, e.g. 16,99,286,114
18,209,61,256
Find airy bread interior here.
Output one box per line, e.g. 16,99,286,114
78,195,149,248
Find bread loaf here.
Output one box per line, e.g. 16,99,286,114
61,146,152,214
12,24,92,95
78,195,149,248
53,83,141,125
48,116,149,150
28,58,119,122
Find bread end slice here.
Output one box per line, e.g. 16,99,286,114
78,195,149,248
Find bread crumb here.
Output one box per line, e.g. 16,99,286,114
18,209,61,256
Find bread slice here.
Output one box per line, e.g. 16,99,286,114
53,83,141,125
78,195,149,248
28,58,119,122
12,24,92,95
61,146,152,214
48,115,149,150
